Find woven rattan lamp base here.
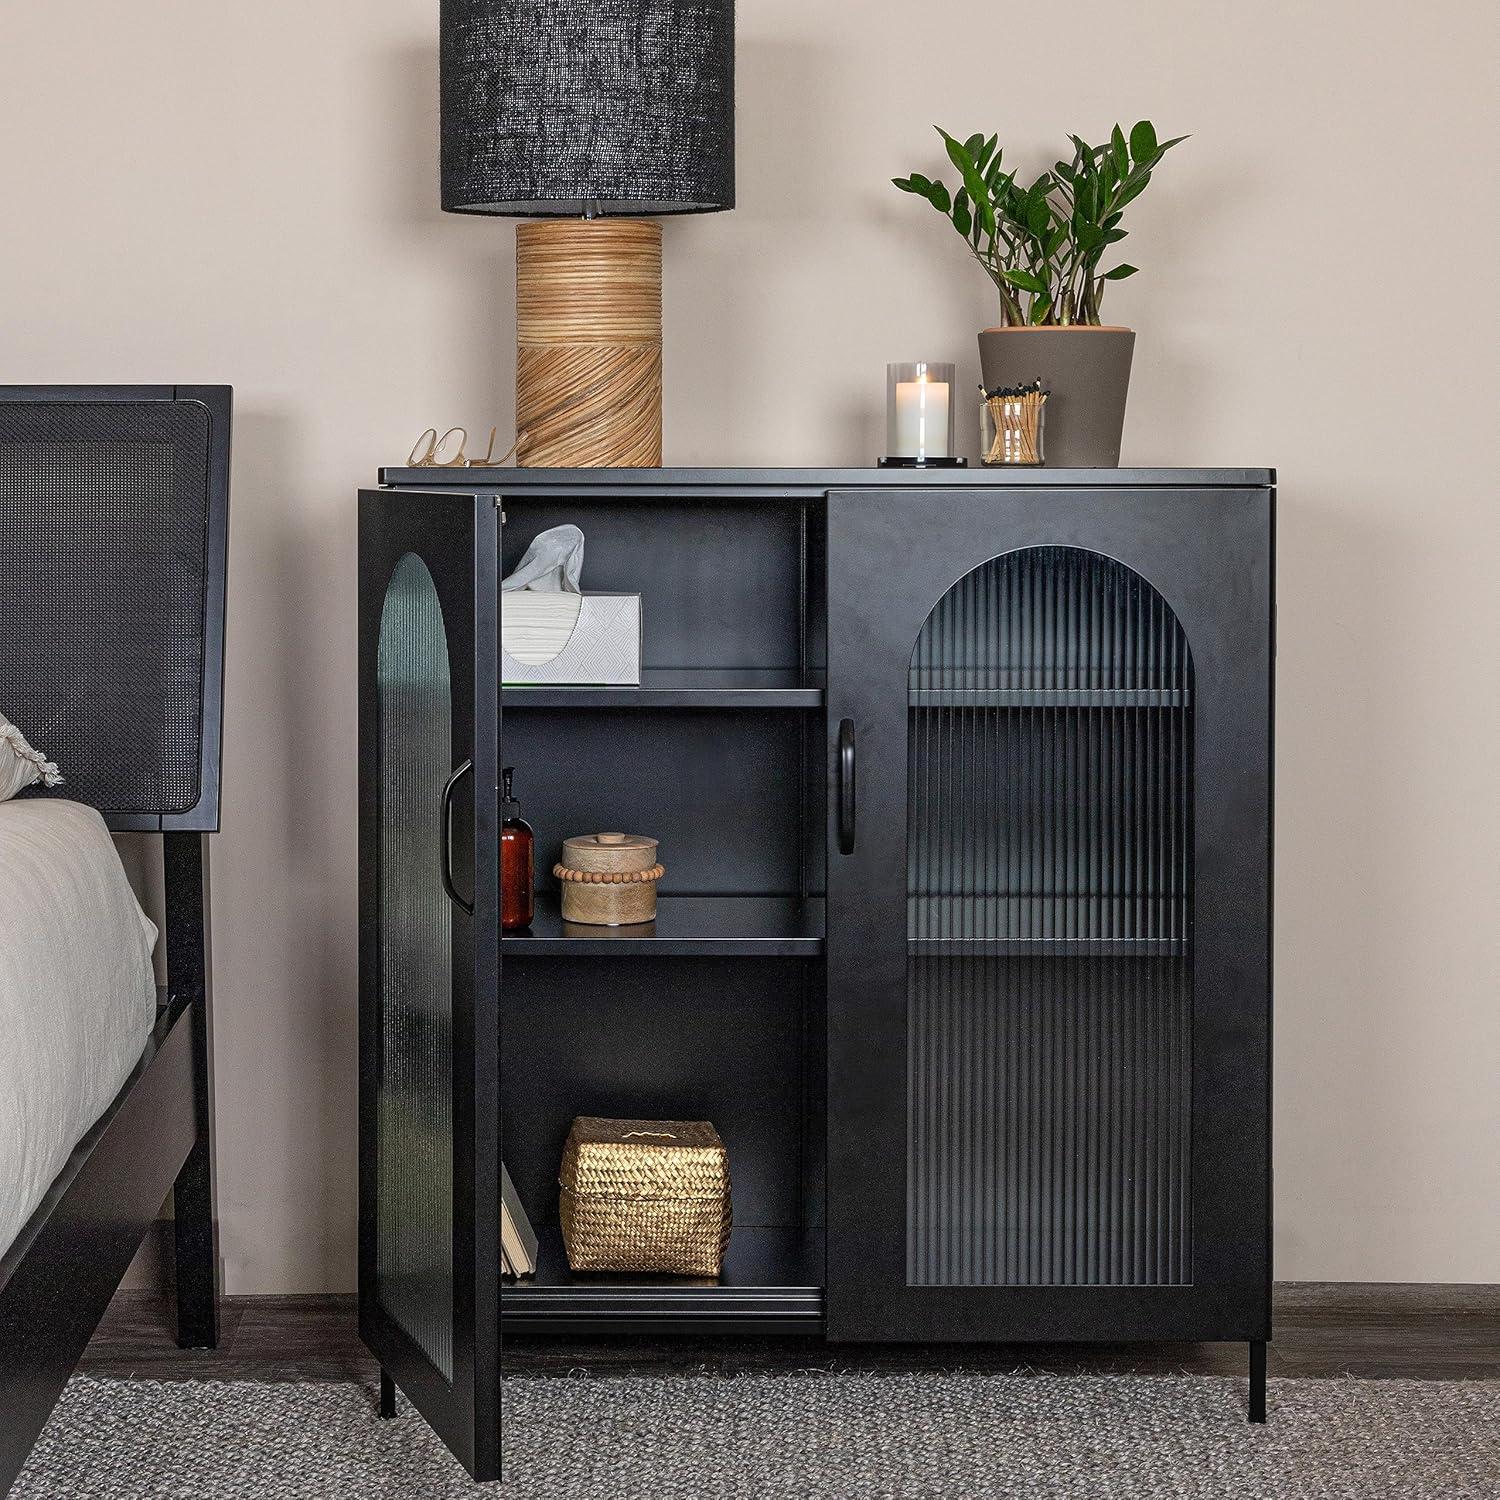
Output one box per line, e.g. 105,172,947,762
515,219,663,468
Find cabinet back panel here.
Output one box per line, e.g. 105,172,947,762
500,957,813,1231
501,500,805,671
501,711,804,895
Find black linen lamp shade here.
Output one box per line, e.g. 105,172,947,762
441,0,736,217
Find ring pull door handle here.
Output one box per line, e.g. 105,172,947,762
440,758,475,914
837,718,857,856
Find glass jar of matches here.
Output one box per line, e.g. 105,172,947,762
980,380,1048,466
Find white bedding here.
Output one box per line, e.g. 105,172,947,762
0,799,158,1259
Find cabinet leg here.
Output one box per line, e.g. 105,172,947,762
1248,1341,1267,1423
380,1370,397,1420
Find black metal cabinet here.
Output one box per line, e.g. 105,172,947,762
358,469,1275,1480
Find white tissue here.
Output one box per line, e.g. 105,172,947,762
501,524,584,593
501,525,585,663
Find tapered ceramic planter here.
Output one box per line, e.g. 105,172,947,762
978,326,1135,467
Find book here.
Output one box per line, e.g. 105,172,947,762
501,1162,538,1277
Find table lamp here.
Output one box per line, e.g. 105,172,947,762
441,0,736,468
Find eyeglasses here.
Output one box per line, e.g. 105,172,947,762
407,425,521,468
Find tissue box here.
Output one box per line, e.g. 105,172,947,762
501,592,641,686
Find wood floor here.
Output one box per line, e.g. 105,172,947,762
78,1284,1500,1384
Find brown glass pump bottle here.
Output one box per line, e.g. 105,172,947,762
500,766,534,931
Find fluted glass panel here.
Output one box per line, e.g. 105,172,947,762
376,553,455,1377
907,548,1193,1287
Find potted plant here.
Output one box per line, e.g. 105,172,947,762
894,122,1184,466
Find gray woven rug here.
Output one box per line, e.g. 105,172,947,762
13,1373,1500,1498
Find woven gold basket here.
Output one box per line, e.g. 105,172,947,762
559,1116,731,1277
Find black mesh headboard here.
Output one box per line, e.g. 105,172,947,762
0,386,230,831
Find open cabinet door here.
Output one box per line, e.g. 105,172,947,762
824,485,1272,1349
358,489,501,1479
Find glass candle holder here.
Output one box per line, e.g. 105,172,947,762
884,362,956,463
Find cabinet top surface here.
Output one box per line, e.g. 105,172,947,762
377,465,1274,493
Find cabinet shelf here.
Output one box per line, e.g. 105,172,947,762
504,668,824,709
504,894,825,957
909,687,1189,708
908,896,1187,957
502,1226,824,1328
909,936,1186,957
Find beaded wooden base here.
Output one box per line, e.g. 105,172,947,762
553,863,666,885
555,832,663,925
515,219,663,468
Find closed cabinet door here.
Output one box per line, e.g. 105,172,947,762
825,486,1272,1344
358,489,501,1479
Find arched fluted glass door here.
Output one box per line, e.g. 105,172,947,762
359,487,499,1477
375,551,455,1377
906,547,1193,1287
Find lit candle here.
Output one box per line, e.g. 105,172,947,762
894,374,951,458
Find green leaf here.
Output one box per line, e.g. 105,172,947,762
1129,120,1158,161
1000,268,1049,295
963,132,985,159
1045,225,1069,258
1029,297,1053,325
938,129,992,216
939,128,975,175
1114,170,1151,209
1026,196,1051,235
978,196,997,238
975,134,999,173
898,171,954,216
952,190,972,237
1111,125,1129,177
1101,263,1138,279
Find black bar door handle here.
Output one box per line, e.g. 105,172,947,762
440,758,474,915
837,718,857,856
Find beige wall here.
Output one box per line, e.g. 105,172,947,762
2,1,1496,1292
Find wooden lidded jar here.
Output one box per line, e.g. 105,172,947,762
554,833,663,926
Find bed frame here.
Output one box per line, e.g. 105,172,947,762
0,386,231,1495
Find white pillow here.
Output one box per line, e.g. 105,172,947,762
0,711,62,801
